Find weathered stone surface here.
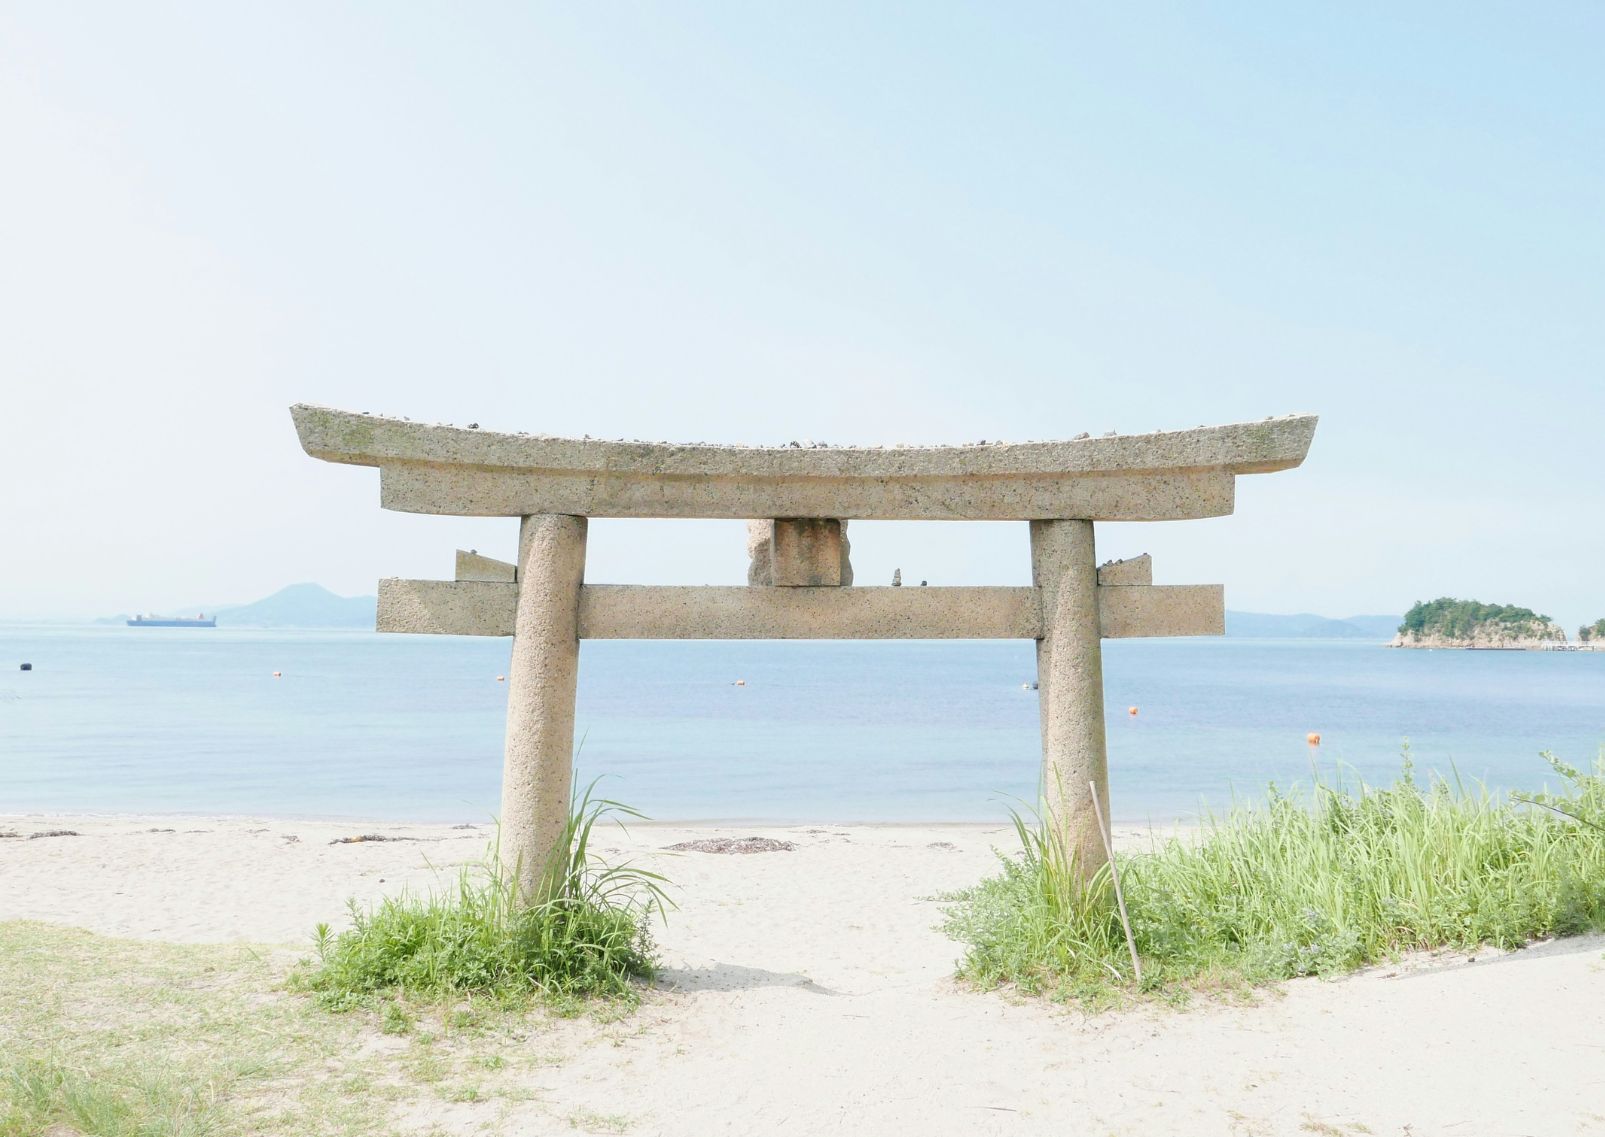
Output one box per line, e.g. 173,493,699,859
745,521,773,586
377,577,1221,641
578,585,1038,640
1031,519,1109,880
378,464,1239,521
501,514,586,903
1097,554,1152,587
294,405,1316,478
291,405,1316,521
747,520,854,585
378,578,517,635
770,519,846,586
1098,584,1223,638
455,549,516,582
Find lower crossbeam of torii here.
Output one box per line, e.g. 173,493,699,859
294,405,1317,900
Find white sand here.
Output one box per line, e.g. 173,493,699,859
3,812,1603,1136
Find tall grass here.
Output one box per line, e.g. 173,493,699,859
943,752,1605,1001
295,783,672,1008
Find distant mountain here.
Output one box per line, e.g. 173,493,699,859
212,583,376,628
1225,611,1401,640
1342,614,1408,639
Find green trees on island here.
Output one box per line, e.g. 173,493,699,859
1398,598,1556,640
1581,618,1605,643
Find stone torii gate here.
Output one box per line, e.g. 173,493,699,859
293,405,1316,897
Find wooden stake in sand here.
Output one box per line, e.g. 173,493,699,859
1090,781,1142,986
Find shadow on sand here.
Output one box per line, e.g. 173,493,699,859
655,962,840,995
1385,931,1605,981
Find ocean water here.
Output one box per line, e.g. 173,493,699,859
1,627,1601,825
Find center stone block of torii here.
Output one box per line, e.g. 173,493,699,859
292,405,1317,899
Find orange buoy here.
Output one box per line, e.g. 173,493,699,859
1307,732,1321,746
1128,706,1139,716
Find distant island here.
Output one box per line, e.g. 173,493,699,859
102,584,377,629
1391,598,1567,650
1224,611,1400,640
1580,618,1605,645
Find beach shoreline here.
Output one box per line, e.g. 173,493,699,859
0,812,1030,944
5,812,1603,1135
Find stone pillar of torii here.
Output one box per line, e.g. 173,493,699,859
294,406,1316,900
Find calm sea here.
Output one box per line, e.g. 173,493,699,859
1,627,1601,825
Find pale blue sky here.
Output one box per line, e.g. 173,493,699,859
2,4,1601,627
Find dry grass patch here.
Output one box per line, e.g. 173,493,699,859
0,922,627,1136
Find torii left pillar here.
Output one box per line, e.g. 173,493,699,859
1031,519,1109,878
501,513,587,902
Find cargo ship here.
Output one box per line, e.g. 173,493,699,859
127,614,216,628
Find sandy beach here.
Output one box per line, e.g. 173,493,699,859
3,811,1602,1136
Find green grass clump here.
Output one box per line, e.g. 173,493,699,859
296,785,671,1009
944,752,1605,1002
1,1057,221,1137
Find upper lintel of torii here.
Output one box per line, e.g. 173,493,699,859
290,405,1317,522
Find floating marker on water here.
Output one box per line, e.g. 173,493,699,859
496,675,506,682
273,671,282,679
19,663,32,671
1128,706,1139,716
1307,732,1321,746
733,679,747,686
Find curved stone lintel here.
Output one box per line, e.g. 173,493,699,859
292,405,1315,521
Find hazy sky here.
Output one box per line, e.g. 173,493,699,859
3,4,1601,627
